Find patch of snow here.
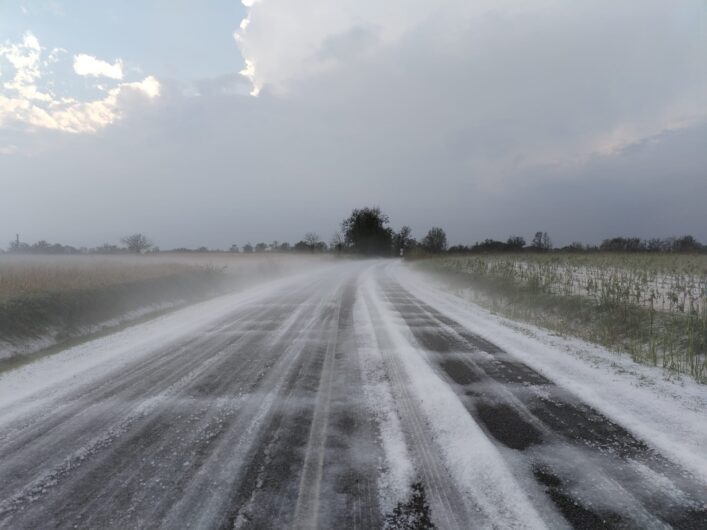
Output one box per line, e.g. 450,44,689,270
353,291,415,512
360,267,548,528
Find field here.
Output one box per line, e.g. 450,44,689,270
416,253,707,382
0,253,325,363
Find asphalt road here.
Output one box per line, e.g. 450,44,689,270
0,262,705,529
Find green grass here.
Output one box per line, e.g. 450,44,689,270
417,253,707,382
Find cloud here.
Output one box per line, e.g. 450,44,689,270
0,32,160,134
235,0,707,168
2,2,706,248
73,54,124,80
0,144,18,155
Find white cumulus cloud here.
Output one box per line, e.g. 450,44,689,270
0,32,160,135
73,54,124,80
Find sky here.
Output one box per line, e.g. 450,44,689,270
1,0,706,249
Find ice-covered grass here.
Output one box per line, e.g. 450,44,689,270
417,253,707,381
397,263,707,485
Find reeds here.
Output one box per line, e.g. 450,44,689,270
422,253,707,382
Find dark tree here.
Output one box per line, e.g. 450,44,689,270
330,232,345,253
121,233,152,253
506,236,525,250
243,243,254,253
531,231,552,251
255,242,268,252
229,244,240,253
341,207,394,256
422,227,447,253
673,235,701,252
393,226,416,256
293,241,310,252
304,232,321,252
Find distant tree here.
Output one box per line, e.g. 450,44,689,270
422,227,447,253
121,233,153,253
506,236,525,250
243,243,254,253
32,240,51,252
330,232,345,253
646,238,665,252
278,242,291,252
229,244,240,253
8,234,29,253
673,235,701,252
448,244,470,254
600,237,643,252
293,241,310,252
393,226,416,256
565,241,585,252
304,232,321,253
269,240,279,252
531,232,552,251
196,246,209,253
255,242,268,252
472,239,510,252
341,207,394,256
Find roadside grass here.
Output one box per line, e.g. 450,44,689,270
0,253,324,363
416,253,707,383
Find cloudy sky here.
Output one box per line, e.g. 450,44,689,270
1,0,706,249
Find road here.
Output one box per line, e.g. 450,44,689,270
0,261,705,529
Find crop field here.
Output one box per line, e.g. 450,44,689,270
418,253,707,382
0,253,319,301
0,253,326,363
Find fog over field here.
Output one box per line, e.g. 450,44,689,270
1,0,706,248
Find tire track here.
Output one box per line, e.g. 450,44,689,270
382,271,707,529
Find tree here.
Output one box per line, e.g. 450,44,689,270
330,232,345,253
304,232,321,253
422,227,447,253
393,226,416,256
255,242,268,252
531,231,552,251
243,243,254,253
341,207,394,256
506,236,525,250
293,241,310,252
673,235,701,252
121,233,152,253
229,244,240,253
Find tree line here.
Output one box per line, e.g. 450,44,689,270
4,207,705,256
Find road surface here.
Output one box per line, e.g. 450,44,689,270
0,261,705,529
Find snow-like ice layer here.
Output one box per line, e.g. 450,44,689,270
359,267,548,528
398,262,707,485
0,300,184,361
354,292,415,512
0,264,335,424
